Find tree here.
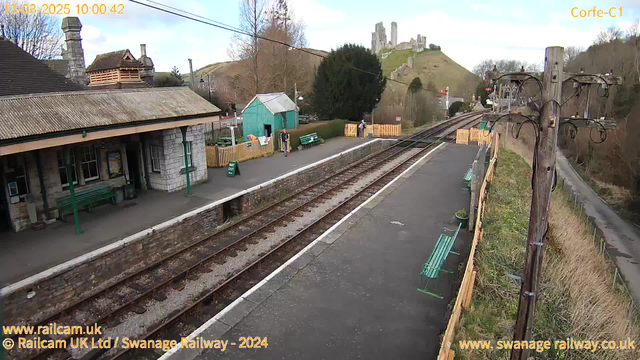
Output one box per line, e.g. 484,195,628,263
229,0,269,95
313,44,386,120
0,0,62,59
260,0,309,98
407,77,422,124
428,44,441,50
473,59,536,79
408,77,422,93
594,26,623,45
155,66,184,87
564,46,584,66
448,101,470,117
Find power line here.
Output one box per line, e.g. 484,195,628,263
128,0,442,95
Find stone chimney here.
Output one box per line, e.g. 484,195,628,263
61,17,88,86
138,43,155,85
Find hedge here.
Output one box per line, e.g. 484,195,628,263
276,120,346,151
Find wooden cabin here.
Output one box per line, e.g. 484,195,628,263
85,49,153,89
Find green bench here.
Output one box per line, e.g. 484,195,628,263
217,137,233,147
56,185,116,220
418,223,462,299
463,168,473,183
298,132,322,150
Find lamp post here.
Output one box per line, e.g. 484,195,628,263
199,77,211,103
294,82,303,127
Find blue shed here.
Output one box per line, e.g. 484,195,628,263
241,92,299,140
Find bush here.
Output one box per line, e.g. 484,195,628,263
448,101,471,117
276,120,346,151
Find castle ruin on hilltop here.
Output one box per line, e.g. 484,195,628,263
371,21,426,55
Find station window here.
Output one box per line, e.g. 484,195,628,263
150,145,162,173
6,156,29,202
80,145,99,181
179,142,193,169
57,150,78,187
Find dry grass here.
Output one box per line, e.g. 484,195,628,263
547,194,639,358
592,179,632,205
454,145,639,360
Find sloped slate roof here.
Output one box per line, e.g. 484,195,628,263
45,59,70,77
242,92,298,115
0,87,221,141
86,49,144,72
0,38,83,96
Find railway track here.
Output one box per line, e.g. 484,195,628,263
8,112,483,360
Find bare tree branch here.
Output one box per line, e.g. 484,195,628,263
0,0,63,59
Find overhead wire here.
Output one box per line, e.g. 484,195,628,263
128,0,443,95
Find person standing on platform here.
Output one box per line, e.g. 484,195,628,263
281,129,290,157
359,119,367,138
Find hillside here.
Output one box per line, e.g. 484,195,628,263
195,48,329,78
381,49,480,100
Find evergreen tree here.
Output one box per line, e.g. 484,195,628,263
155,66,185,87
312,44,386,120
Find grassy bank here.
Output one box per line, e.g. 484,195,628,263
454,149,638,360
567,157,640,224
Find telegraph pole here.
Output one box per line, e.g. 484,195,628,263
510,46,564,360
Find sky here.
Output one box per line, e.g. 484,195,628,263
31,0,640,73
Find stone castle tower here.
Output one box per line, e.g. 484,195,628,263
61,17,88,86
371,22,388,55
391,22,397,47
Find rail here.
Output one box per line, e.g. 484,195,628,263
7,113,483,360
110,112,485,360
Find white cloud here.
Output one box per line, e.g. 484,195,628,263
79,24,230,72
469,3,491,10
391,10,604,71
289,0,346,28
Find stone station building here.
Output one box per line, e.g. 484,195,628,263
0,88,220,232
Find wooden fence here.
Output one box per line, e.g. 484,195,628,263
437,131,499,360
456,128,491,146
206,138,274,167
456,129,469,145
344,123,401,137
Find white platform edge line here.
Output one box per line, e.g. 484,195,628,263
157,142,446,360
1,139,384,297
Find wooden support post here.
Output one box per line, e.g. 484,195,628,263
463,270,477,309
510,46,563,360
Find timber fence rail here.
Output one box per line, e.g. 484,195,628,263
437,131,499,360
206,138,274,167
344,123,401,137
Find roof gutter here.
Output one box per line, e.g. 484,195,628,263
0,113,220,156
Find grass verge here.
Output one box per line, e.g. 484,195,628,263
453,149,638,360
567,158,640,224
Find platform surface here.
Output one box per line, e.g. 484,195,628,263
0,137,375,286
187,143,479,360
